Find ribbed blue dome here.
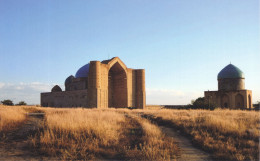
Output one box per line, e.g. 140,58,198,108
75,63,90,78
218,64,244,79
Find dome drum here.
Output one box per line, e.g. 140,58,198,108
218,78,245,91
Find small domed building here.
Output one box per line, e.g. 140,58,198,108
41,57,146,109
205,64,252,109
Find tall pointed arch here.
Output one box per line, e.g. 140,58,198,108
108,61,128,108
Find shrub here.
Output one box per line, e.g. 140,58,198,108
16,101,27,106
1,99,14,106
190,97,216,110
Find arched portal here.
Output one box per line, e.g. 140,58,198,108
248,95,251,109
221,94,229,108
235,94,244,108
108,62,127,108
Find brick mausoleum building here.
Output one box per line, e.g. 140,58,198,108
41,57,146,109
205,64,252,109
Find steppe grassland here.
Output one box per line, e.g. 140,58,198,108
32,108,179,160
0,105,26,132
140,109,260,161
1,105,258,160
119,109,179,160
32,108,126,160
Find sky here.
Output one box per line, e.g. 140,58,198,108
0,0,259,105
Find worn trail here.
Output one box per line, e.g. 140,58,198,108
141,114,214,161
160,126,213,161
0,113,53,161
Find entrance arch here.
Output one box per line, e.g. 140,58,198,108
221,94,230,108
235,94,244,108
108,62,127,108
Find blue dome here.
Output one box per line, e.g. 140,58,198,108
218,64,244,79
75,63,90,78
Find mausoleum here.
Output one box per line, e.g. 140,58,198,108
41,57,146,109
204,64,252,109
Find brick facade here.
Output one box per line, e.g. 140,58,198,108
41,57,146,109
204,64,252,109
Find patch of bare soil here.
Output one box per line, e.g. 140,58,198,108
0,113,55,161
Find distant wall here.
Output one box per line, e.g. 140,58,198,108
163,105,189,109
41,90,88,107
145,105,164,110
146,105,189,109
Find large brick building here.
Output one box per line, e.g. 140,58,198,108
41,57,146,109
205,64,252,109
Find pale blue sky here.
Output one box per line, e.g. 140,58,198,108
0,0,259,105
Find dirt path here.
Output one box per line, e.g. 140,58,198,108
141,114,214,161
159,126,213,161
0,113,53,161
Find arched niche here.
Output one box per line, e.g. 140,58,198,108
221,94,230,108
235,94,244,108
108,62,128,108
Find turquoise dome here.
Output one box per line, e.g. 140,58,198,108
217,64,244,79
75,63,90,78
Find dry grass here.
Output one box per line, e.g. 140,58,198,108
141,108,260,161
2,105,257,160
0,105,26,133
31,108,126,160
30,108,179,160
121,110,179,160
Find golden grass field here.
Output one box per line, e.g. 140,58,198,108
29,108,179,160
0,105,259,161
139,109,260,161
0,105,26,133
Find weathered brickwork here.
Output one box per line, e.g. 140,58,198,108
41,57,146,109
218,78,245,91
205,90,252,109
41,90,88,107
205,64,252,109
